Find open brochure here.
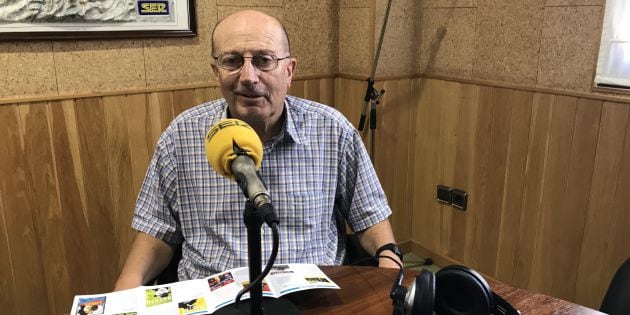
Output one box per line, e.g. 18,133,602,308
69,263,339,315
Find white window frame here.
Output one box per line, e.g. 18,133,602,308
594,0,630,90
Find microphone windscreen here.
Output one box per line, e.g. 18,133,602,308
205,119,263,179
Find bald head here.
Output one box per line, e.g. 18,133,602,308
211,10,291,57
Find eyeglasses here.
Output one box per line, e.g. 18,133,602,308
212,53,291,74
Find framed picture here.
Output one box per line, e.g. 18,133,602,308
0,0,196,40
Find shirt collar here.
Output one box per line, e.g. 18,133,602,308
283,97,308,145
222,97,308,146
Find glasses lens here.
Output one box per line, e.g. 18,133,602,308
218,54,243,71
252,55,277,71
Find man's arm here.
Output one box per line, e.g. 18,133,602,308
355,219,402,269
114,232,175,291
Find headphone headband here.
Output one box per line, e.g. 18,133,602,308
390,264,520,315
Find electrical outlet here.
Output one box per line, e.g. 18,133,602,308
437,185,452,204
451,189,468,210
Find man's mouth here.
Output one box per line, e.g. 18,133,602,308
236,91,265,99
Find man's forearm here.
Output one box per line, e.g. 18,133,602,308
355,218,401,268
114,232,175,291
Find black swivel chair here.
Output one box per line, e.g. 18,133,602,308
333,203,378,266
600,257,630,315
150,245,182,285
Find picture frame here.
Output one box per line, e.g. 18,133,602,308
0,0,196,40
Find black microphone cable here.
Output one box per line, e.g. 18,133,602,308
233,221,280,307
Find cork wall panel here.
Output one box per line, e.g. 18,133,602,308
145,0,216,88
0,42,57,98
217,5,283,20
374,0,419,76
341,0,372,8
473,0,545,86
418,7,476,78
284,0,338,76
144,36,214,88
423,0,478,7
537,6,603,93
339,7,372,76
545,0,604,5
216,0,282,5
53,40,146,94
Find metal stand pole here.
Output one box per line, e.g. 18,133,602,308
357,0,393,162
215,201,298,315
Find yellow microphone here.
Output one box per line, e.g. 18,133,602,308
205,119,263,179
205,119,277,225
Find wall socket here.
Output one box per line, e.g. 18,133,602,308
451,188,468,210
436,185,468,211
437,185,452,204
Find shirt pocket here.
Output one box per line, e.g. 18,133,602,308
272,191,325,262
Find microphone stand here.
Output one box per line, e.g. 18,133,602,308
357,0,393,162
215,203,298,315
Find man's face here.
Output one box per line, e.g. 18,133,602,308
211,13,296,127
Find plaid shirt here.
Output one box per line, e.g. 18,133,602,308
132,96,391,280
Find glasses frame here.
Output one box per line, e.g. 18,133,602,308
212,53,292,74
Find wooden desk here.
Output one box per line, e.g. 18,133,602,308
285,266,604,315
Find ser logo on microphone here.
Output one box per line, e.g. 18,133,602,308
206,119,253,143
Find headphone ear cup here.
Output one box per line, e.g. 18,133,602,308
434,265,492,315
407,269,435,315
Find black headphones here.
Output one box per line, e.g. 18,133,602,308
390,264,521,315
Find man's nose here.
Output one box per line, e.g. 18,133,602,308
239,58,259,83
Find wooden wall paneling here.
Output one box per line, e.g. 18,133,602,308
74,97,116,291
411,78,442,249
0,104,32,315
304,79,321,101
372,79,393,222
601,110,630,305
149,91,175,139
495,90,533,281
122,93,154,266
432,80,460,253
388,79,413,242
288,79,306,99
335,78,365,130
0,189,19,315
173,89,199,117
319,78,335,106
125,94,155,198
549,98,602,302
102,95,136,270
474,87,514,276
194,87,220,105
449,83,481,263
576,101,630,308
529,95,578,295
50,99,99,299
19,101,72,315
464,85,495,269
405,78,423,244
512,93,553,288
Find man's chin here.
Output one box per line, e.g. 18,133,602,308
233,105,269,121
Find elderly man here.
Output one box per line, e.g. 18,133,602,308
114,9,401,291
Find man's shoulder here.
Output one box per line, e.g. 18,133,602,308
286,96,354,130
172,99,225,125
156,99,225,147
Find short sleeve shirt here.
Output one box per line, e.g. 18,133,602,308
132,95,392,280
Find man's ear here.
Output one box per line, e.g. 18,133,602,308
286,58,297,88
211,63,220,79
